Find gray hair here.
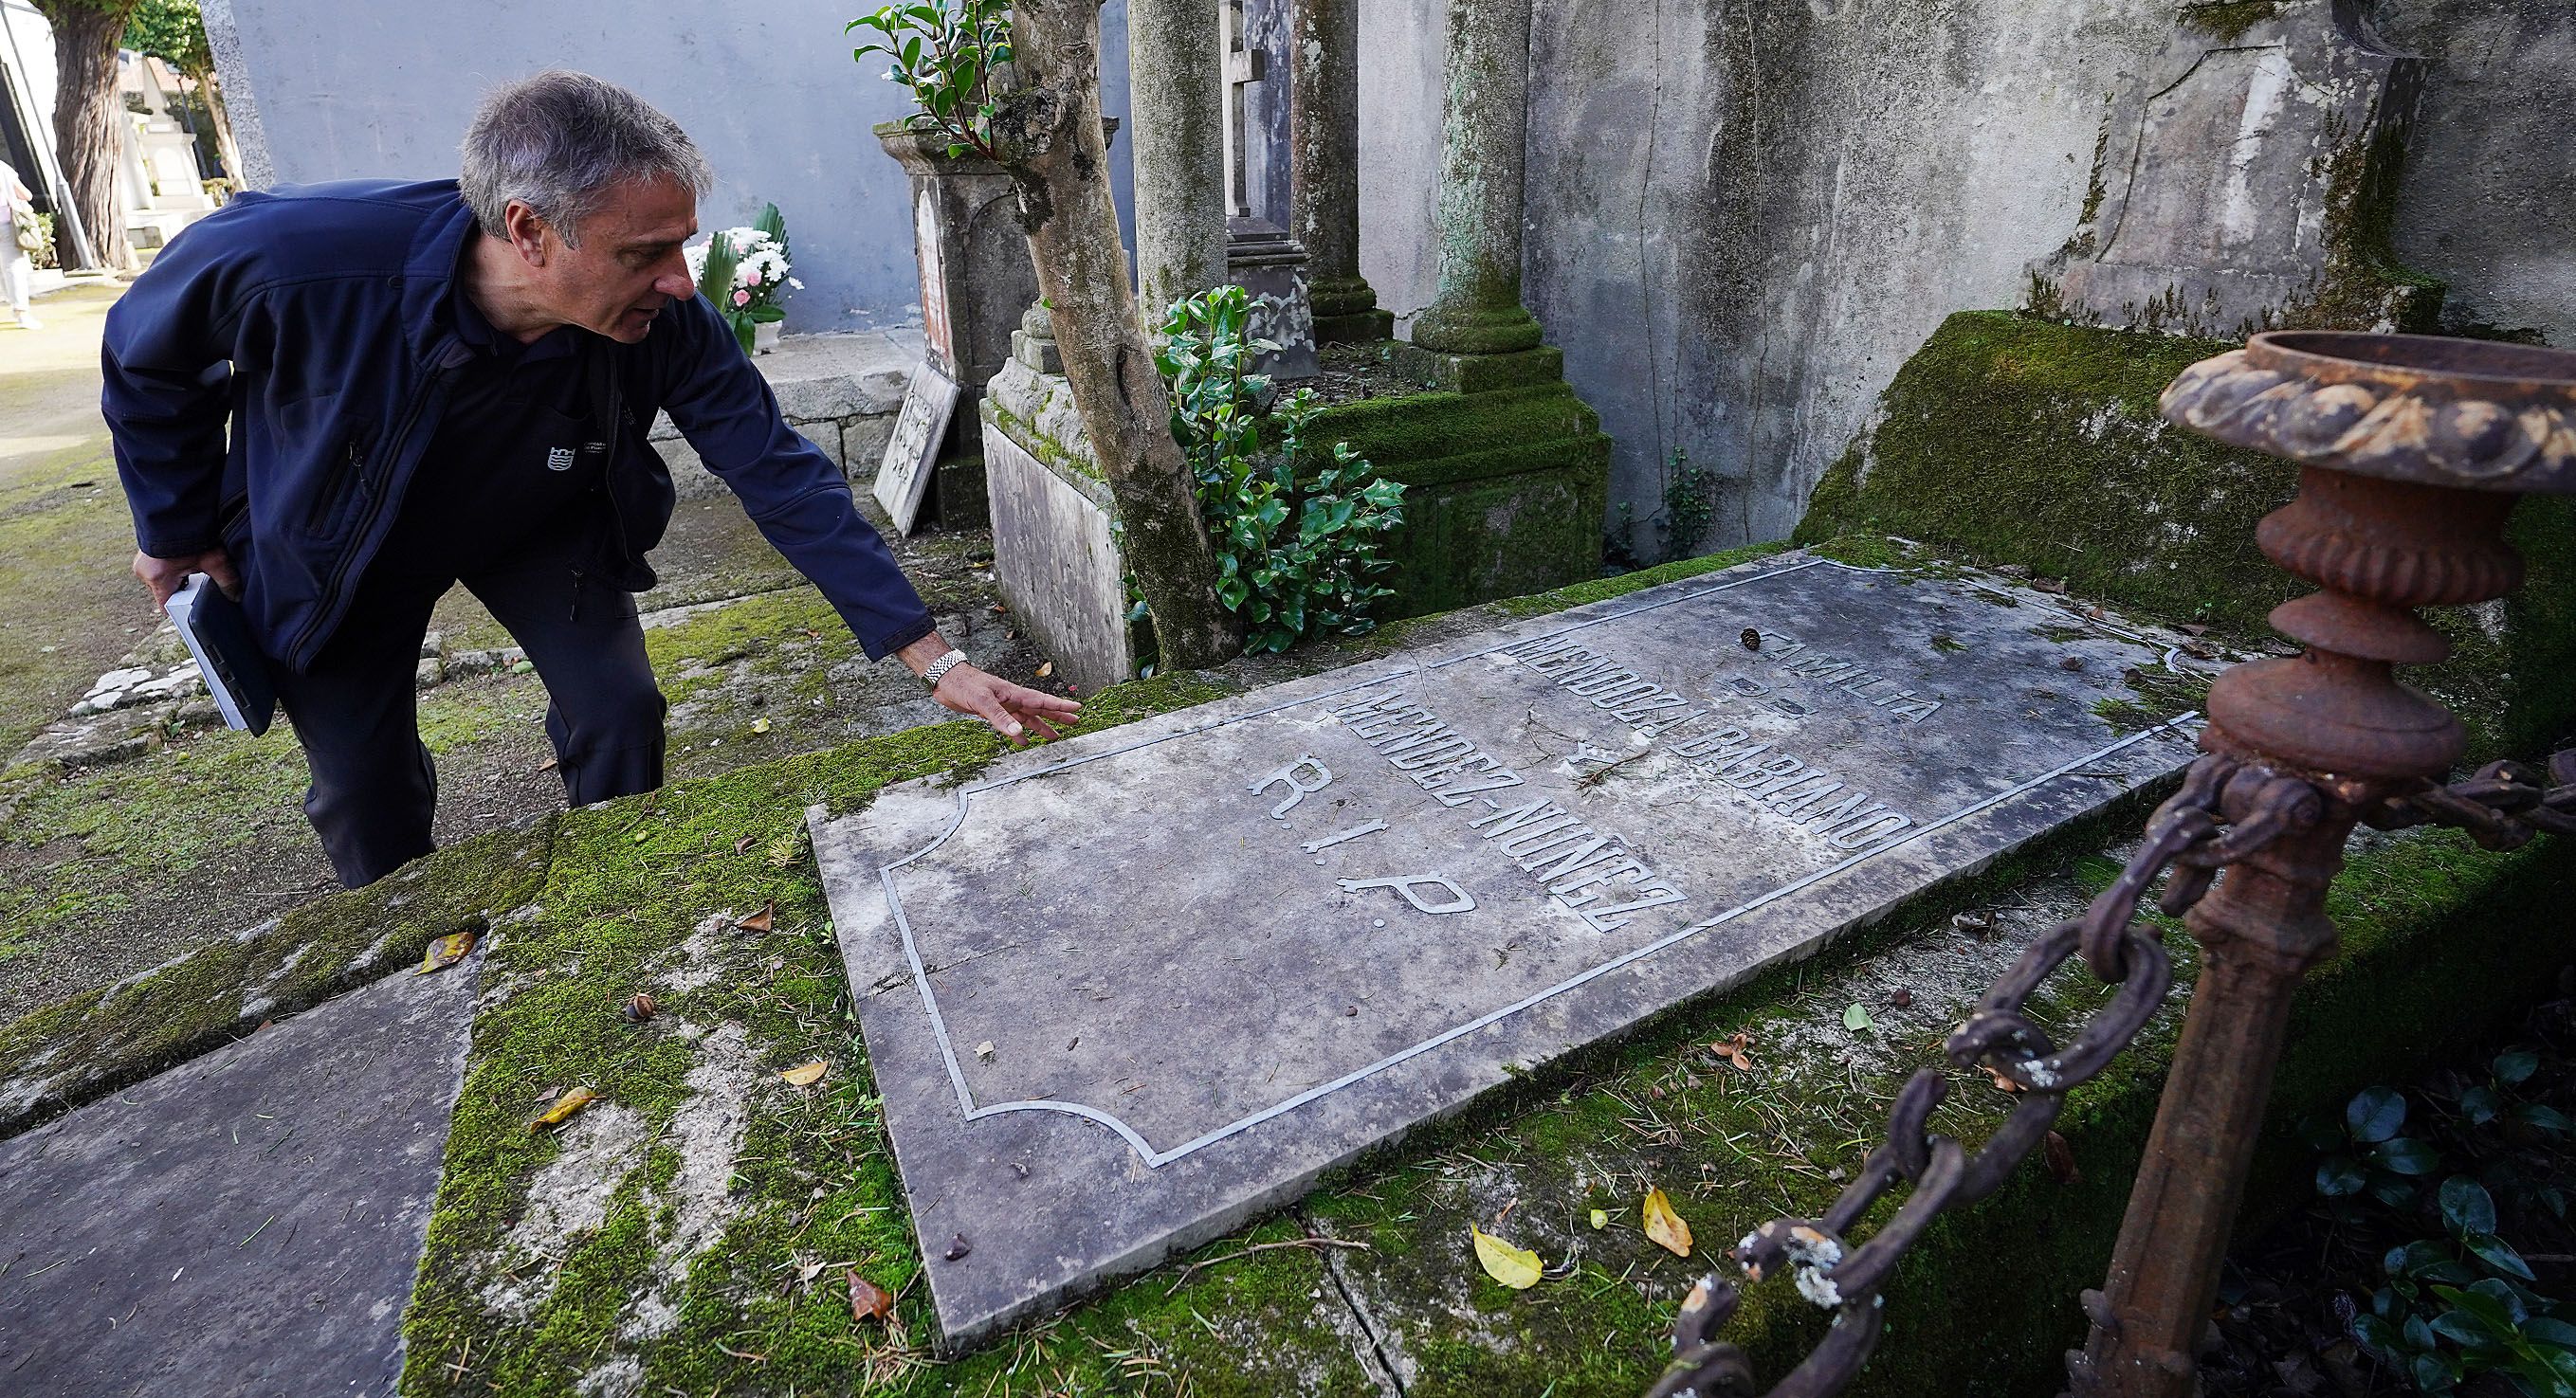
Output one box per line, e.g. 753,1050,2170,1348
459,70,713,245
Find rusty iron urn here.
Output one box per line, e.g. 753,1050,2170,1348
1645,332,2576,1398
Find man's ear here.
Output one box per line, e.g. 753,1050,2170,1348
502,200,552,267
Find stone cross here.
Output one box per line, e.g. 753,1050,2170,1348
1223,0,1264,221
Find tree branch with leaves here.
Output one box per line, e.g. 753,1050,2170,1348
849,0,1239,672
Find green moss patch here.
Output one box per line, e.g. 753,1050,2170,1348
0,817,555,1139
1792,312,2576,758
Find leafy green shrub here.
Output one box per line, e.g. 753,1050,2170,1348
2304,1054,2576,1396
1148,286,1405,655
846,0,1014,160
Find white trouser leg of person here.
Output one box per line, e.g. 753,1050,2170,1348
3,250,33,327
2,250,33,327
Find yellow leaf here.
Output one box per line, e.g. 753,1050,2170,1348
1471,1226,1544,1290
416,930,478,975
752,717,772,734
529,1086,596,1133
1589,1208,1609,1230
1035,662,1054,679
780,1061,829,1086
1643,1188,1694,1258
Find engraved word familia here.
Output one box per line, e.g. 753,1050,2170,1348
1494,634,1920,849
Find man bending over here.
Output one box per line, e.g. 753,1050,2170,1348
102,70,1072,887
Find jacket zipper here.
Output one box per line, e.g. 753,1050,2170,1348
577,354,636,622
304,435,372,534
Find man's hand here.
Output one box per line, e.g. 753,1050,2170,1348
898,632,1082,747
134,547,239,608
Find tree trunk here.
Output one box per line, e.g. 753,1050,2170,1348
990,0,1239,671
40,1,137,271
189,65,243,190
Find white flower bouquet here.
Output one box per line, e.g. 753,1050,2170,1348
687,202,806,354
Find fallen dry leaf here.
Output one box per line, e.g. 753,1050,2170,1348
2044,1131,2082,1185
1989,1068,2024,1094
529,1086,596,1133
779,1061,829,1087
847,1269,895,1322
737,901,776,934
1711,1032,1755,1072
944,1233,973,1261
1643,1188,1694,1258
1034,661,1054,679
734,835,758,855
416,930,478,975
975,1041,996,1062
536,756,558,773
1471,1226,1544,1290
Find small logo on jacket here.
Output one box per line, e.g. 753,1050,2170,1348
546,446,576,472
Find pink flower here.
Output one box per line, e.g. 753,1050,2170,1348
732,288,751,307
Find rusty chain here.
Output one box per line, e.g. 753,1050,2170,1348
2366,749,2576,849
1646,752,2327,1398
1648,735,2574,1397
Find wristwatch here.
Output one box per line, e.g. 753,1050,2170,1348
919,648,969,691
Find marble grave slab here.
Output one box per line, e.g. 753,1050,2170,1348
812,554,2206,1344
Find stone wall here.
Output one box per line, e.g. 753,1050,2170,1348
1353,0,2575,552
2380,0,2576,345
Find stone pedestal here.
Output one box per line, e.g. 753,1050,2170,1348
1296,354,1608,614
875,121,1043,529
982,304,1142,693
1226,215,1319,381
980,388,1139,695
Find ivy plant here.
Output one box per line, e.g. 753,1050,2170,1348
847,0,1014,160
2307,1064,2576,1397
1143,285,1405,656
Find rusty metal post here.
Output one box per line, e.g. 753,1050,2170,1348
2073,333,2572,1397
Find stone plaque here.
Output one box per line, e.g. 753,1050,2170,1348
813,555,2204,1345
871,362,959,536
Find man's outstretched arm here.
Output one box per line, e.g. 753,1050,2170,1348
659,295,1078,745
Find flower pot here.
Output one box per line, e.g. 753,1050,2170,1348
754,320,783,355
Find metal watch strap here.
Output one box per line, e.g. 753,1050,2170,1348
919,648,968,691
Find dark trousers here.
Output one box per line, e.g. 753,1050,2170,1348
268,549,666,887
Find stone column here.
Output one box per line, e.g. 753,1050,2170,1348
1407,0,1544,359
1288,0,1390,343
1127,0,1230,321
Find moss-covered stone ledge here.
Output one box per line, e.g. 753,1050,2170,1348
1794,309,2576,760
0,816,556,1139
